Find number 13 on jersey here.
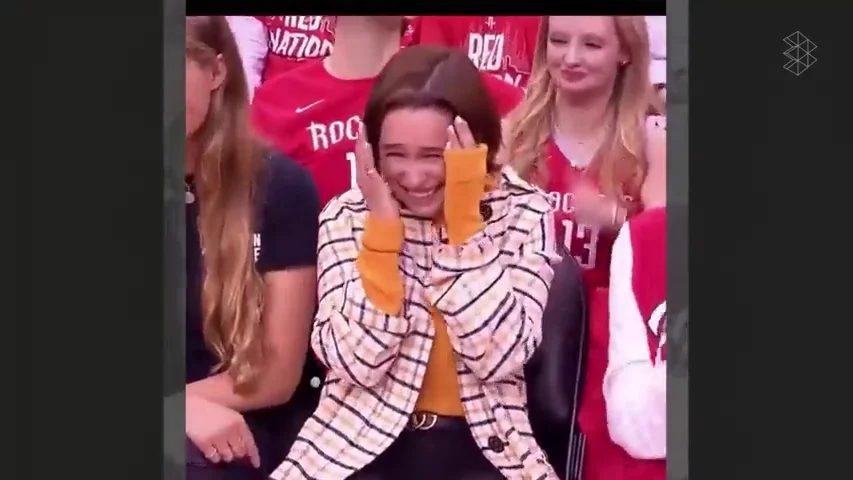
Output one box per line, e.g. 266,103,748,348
561,219,599,269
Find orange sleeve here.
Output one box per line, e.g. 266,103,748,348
356,215,405,316
444,145,488,246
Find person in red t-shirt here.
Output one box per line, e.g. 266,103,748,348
418,16,541,88
228,16,422,100
251,15,523,209
502,16,666,480
255,16,335,81
596,206,667,480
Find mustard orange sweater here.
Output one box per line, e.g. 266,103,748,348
355,146,489,416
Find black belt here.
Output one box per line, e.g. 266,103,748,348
405,411,467,432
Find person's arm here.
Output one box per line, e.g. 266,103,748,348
427,146,558,382
187,157,319,412
310,200,412,389
603,223,667,459
226,16,268,101
641,116,666,209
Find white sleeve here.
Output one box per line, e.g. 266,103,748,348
603,223,667,459
226,16,268,101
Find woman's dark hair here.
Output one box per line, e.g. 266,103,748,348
363,45,503,173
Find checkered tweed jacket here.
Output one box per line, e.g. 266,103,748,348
271,169,561,480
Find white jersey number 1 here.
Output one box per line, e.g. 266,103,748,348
345,151,358,190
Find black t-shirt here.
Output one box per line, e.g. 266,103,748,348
185,152,320,384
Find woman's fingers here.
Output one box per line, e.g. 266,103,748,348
237,422,261,468
356,122,376,173
453,116,476,148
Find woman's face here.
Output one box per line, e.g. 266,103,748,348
377,107,450,218
185,54,226,139
545,16,627,98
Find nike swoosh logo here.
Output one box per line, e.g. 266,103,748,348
295,100,324,114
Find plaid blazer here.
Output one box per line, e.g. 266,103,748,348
271,169,561,480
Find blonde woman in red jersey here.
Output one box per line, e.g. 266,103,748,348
250,16,524,209
503,15,666,480
506,16,665,279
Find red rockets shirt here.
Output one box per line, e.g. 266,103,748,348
418,16,541,88
541,140,617,292
251,59,523,208
256,16,335,82
257,16,421,82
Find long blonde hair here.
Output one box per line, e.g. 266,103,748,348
187,16,265,390
506,16,661,206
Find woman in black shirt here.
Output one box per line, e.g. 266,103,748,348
184,16,320,480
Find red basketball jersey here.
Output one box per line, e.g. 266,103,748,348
250,59,522,208
542,139,617,292
257,16,335,82
418,16,541,88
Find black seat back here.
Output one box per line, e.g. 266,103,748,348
524,256,588,479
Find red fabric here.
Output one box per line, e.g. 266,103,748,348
578,287,666,480
543,140,617,292
480,73,524,116
256,16,335,82
251,60,375,207
256,16,420,82
578,287,610,442
401,16,420,48
630,207,668,363
418,16,541,88
251,60,522,209
578,209,668,480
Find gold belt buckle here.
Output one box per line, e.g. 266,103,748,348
407,412,438,431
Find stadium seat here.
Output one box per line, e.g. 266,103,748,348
525,256,588,479
273,347,326,458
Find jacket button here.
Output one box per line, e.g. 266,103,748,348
479,202,493,221
487,436,505,453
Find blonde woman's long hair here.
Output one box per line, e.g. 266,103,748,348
187,16,266,390
506,16,662,206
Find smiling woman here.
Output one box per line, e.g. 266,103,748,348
361,45,503,219
270,45,561,480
